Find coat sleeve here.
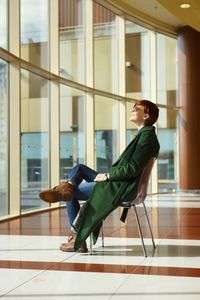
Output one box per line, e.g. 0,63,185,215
109,131,158,181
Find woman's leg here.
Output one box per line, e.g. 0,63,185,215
65,164,97,225
61,181,96,252
66,181,96,225
68,164,98,185
39,164,97,204
66,200,80,226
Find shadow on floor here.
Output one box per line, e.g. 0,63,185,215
92,244,200,257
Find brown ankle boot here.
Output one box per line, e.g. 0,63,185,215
54,181,74,200
39,181,74,203
60,233,88,253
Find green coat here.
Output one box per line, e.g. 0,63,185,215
74,125,160,251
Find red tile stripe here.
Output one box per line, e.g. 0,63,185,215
1,260,200,277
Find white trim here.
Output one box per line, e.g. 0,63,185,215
9,0,20,214
150,30,158,193
85,0,94,167
118,16,126,155
49,0,60,207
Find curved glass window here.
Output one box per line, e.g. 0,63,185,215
21,0,49,69
59,0,85,84
0,59,8,216
125,21,151,99
21,69,50,212
93,2,118,94
60,84,86,179
126,101,137,145
157,108,178,192
0,0,7,49
157,33,177,106
156,33,178,191
95,96,119,172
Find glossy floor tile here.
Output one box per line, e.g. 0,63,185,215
0,192,200,299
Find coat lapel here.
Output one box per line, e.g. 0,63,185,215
112,126,155,166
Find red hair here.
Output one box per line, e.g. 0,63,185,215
134,99,159,125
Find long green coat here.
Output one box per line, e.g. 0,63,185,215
74,125,160,251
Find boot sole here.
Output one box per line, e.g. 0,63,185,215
59,246,88,253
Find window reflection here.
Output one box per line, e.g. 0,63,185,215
126,101,137,145
0,59,8,216
125,21,151,99
156,34,178,191
157,108,178,192
0,0,7,48
60,85,86,179
21,69,50,211
96,130,117,172
93,2,118,93
59,0,85,84
20,0,49,69
21,133,48,183
157,34,177,106
95,96,119,172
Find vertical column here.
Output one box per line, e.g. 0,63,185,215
150,30,158,193
178,26,200,189
84,0,94,168
118,16,126,154
9,0,20,216
49,0,60,208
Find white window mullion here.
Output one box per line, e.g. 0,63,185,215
9,0,20,216
118,16,126,155
85,0,94,168
150,30,158,194
49,0,60,204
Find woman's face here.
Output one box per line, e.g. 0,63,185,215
129,105,149,126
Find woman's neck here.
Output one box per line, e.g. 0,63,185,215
137,124,145,131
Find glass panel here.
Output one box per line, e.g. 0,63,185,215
157,33,177,106
93,2,118,93
20,0,49,70
0,59,8,216
125,21,151,99
59,0,85,84
126,101,137,145
60,85,86,179
157,108,178,192
0,0,7,49
95,96,119,172
21,69,50,212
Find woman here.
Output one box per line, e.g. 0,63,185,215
39,99,160,253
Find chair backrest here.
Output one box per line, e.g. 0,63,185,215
131,157,156,206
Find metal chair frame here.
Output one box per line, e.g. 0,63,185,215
121,202,155,257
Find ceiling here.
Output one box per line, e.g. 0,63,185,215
101,0,200,33
157,0,200,32
122,0,184,28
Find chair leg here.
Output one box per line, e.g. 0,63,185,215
134,206,147,257
101,222,104,247
89,232,93,255
143,203,156,248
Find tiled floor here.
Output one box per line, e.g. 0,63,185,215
0,193,200,299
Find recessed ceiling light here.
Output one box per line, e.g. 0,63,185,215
180,3,191,8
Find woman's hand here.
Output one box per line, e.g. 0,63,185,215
94,173,109,182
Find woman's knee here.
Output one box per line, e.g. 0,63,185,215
73,163,85,170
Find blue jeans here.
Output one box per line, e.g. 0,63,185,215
66,164,98,225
